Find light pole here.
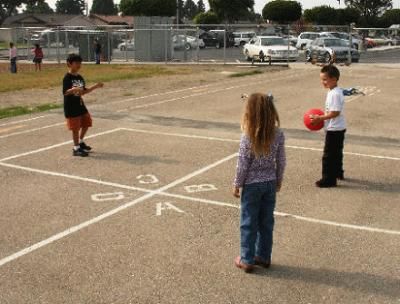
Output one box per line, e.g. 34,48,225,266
176,0,180,29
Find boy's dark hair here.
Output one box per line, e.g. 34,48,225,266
321,65,340,80
9,42,14,47
67,53,83,64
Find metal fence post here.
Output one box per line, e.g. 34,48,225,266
87,30,91,62
348,24,353,65
164,28,168,64
223,25,227,65
287,24,290,67
107,30,111,64
56,26,60,64
196,27,200,64
125,28,128,62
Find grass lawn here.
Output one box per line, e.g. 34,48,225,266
0,64,193,93
0,104,62,120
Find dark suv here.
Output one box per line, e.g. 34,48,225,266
199,31,235,48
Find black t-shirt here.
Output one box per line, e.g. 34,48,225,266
63,73,88,118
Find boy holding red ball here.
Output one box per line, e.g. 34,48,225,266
311,65,346,188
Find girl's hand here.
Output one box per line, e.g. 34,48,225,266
95,82,104,89
233,187,240,198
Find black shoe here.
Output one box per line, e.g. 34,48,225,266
73,147,89,157
315,179,337,188
79,142,92,152
337,172,345,181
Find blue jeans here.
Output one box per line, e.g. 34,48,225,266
240,181,276,265
10,58,17,73
95,53,101,64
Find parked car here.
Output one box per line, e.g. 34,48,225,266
118,40,135,51
209,30,235,47
369,36,396,46
296,32,333,50
306,37,360,63
233,32,256,47
173,35,205,50
243,36,299,62
321,32,361,49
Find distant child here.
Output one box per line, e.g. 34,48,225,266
63,54,104,157
311,65,346,188
32,44,44,71
233,93,286,273
9,42,17,73
94,39,102,64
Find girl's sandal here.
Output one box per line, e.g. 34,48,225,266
235,256,255,273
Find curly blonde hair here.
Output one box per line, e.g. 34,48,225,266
241,93,280,157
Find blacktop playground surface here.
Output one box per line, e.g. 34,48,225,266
0,63,399,304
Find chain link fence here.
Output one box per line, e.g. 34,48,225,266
1,24,399,65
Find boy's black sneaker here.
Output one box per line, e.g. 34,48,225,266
315,179,337,188
337,172,345,181
73,147,89,157
79,142,92,152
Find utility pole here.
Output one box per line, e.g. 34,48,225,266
176,0,180,29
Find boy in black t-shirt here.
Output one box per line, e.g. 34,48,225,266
63,54,103,157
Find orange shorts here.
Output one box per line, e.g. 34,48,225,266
66,113,92,131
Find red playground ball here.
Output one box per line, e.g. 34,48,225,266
304,109,324,131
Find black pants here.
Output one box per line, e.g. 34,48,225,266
322,130,346,182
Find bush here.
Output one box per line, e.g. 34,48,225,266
194,11,220,24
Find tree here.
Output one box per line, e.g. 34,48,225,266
194,10,219,24
380,8,400,27
120,0,176,17
183,0,198,20
25,1,54,14
197,0,206,13
336,7,360,24
1,0,39,25
304,5,338,25
56,0,85,14
209,0,254,23
262,0,302,24
344,0,392,25
91,0,118,15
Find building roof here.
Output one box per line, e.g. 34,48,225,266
90,14,134,26
2,14,78,27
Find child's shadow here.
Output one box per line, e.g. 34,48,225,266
253,264,400,298
340,178,400,194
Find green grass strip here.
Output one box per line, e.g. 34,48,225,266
228,70,264,78
0,103,62,120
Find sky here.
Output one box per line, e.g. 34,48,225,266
45,0,400,13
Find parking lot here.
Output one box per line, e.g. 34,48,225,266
0,63,399,303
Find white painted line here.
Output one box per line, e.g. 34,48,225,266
0,115,47,127
121,128,400,161
0,162,150,192
123,73,299,111
0,153,236,267
0,123,64,139
2,162,399,237
165,194,400,236
120,128,239,143
95,70,299,108
0,128,122,162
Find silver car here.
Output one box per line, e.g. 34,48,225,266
306,38,360,63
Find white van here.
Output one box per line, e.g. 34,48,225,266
233,32,256,47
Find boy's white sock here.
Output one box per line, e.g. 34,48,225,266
74,145,80,151
79,139,84,144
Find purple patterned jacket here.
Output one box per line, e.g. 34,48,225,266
234,129,286,188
